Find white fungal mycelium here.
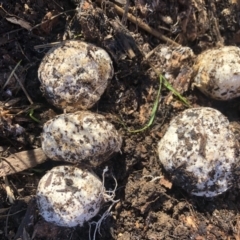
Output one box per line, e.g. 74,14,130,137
37,165,103,227
41,111,122,166
38,40,114,112
157,107,239,197
192,46,240,100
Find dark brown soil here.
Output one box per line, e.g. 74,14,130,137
1,0,240,239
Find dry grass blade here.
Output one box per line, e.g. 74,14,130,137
3,176,15,203
8,65,33,105
1,60,22,93
34,41,62,50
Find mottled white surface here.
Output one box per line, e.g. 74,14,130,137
193,46,240,100
158,107,238,197
41,111,122,166
38,40,114,112
37,165,103,227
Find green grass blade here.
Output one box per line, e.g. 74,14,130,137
162,75,191,107
125,75,163,133
119,74,190,133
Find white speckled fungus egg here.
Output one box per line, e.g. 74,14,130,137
41,111,122,166
37,165,103,227
158,107,239,197
38,40,114,112
193,46,240,100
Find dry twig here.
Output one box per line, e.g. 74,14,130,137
96,0,180,46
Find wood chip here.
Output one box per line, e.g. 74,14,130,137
0,148,48,177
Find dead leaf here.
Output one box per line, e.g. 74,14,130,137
159,176,172,189
135,221,140,228
206,224,226,239
146,85,154,102
139,105,148,124
184,215,197,229
6,16,32,30
40,11,59,34
169,98,185,109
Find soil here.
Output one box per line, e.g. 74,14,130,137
1,0,240,239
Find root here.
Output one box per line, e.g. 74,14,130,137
89,166,119,240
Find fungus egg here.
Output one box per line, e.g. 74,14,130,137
37,165,103,227
38,40,114,112
192,46,240,100
41,111,122,166
157,107,239,197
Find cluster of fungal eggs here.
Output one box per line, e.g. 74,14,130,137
37,40,121,227
157,46,240,197
36,39,240,227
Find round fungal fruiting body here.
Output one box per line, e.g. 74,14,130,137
193,46,240,100
41,111,122,166
37,165,103,227
157,107,238,197
38,40,114,112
